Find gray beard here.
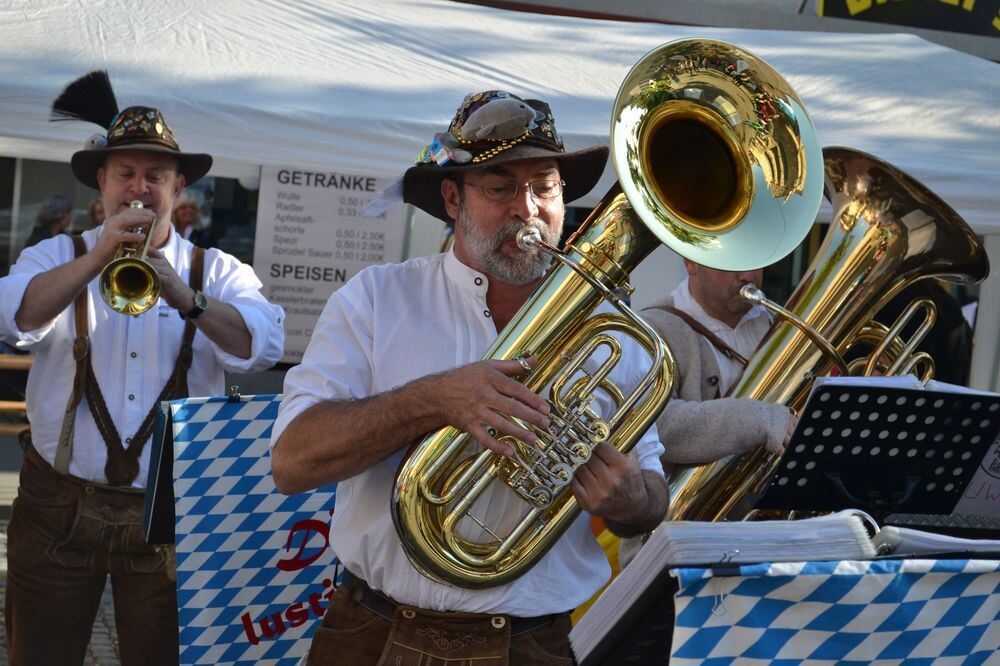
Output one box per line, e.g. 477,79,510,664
457,204,561,285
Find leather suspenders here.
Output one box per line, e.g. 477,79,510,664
54,235,204,485
660,305,750,367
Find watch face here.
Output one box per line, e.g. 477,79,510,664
194,292,208,310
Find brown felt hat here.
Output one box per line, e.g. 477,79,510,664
51,71,212,189
403,91,608,223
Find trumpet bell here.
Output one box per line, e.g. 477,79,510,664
99,257,160,316
613,39,824,270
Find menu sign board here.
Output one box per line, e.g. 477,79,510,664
254,167,406,363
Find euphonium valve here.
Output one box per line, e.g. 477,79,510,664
99,200,161,316
392,39,824,588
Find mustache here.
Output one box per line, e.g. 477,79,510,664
494,219,549,247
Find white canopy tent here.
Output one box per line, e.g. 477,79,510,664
1,0,998,387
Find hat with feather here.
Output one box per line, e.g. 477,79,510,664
51,70,212,189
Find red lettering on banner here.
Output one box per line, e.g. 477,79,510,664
241,577,338,645
276,518,331,572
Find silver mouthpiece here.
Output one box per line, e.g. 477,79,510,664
516,227,542,252
130,200,144,209
740,283,765,304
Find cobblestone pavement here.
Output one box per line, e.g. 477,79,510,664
0,521,123,665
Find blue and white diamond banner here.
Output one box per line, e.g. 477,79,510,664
671,559,1000,664
170,394,338,666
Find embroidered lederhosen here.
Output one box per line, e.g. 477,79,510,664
660,305,749,399
53,235,204,486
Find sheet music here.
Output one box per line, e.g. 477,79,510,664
570,510,875,662
874,525,1000,556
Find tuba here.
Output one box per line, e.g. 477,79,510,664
668,146,990,522
392,39,825,588
99,200,161,316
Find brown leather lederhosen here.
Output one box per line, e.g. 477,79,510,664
53,235,204,486
660,304,748,399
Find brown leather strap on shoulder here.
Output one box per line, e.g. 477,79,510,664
660,304,749,367
174,246,205,395
54,235,92,474
189,246,205,293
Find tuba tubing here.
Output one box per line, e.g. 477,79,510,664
667,147,990,523
392,38,826,588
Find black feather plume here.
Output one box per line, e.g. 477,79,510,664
50,70,120,129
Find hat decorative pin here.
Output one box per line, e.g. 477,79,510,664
365,90,608,222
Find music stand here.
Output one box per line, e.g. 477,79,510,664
575,566,679,666
142,401,175,545
755,380,1000,526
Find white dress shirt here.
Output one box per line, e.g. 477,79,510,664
671,278,771,394
0,225,285,487
273,249,665,617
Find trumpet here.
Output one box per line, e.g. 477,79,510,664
99,200,160,316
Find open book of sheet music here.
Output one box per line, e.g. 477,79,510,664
570,509,1000,664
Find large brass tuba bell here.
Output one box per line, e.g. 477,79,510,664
99,200,161,316
668,147,990,522
392,39,825,588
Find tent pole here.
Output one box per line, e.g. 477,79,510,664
8,158,22,269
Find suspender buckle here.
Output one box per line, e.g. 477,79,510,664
72,335,90,362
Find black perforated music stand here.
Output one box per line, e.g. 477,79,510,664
755,380,1000,525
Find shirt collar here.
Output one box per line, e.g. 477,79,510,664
444,247,489,296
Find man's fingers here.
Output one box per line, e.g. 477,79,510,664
468,422,513,457
492,373,549,418
590,441,622,465
573,462,599,489
489,416,536,445
490,355,539,377
493,395,549,431
570,477,593,509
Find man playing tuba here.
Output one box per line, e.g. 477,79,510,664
271,90,669,665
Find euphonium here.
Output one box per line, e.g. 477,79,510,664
99,200,161,316
668,147,990,522
392,39,825,588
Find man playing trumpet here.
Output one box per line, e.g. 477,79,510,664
0,71,284,665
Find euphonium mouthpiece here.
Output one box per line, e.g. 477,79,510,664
740,284,765,305
516,226,542,251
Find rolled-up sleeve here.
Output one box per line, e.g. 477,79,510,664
0,237,70,349
203,249,285,372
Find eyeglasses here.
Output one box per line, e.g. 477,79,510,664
463,179,565,202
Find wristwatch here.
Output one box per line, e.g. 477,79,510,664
180,291,208,320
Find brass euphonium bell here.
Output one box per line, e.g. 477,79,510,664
667,147,990,522
99,200,161,316
392,39,825,588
